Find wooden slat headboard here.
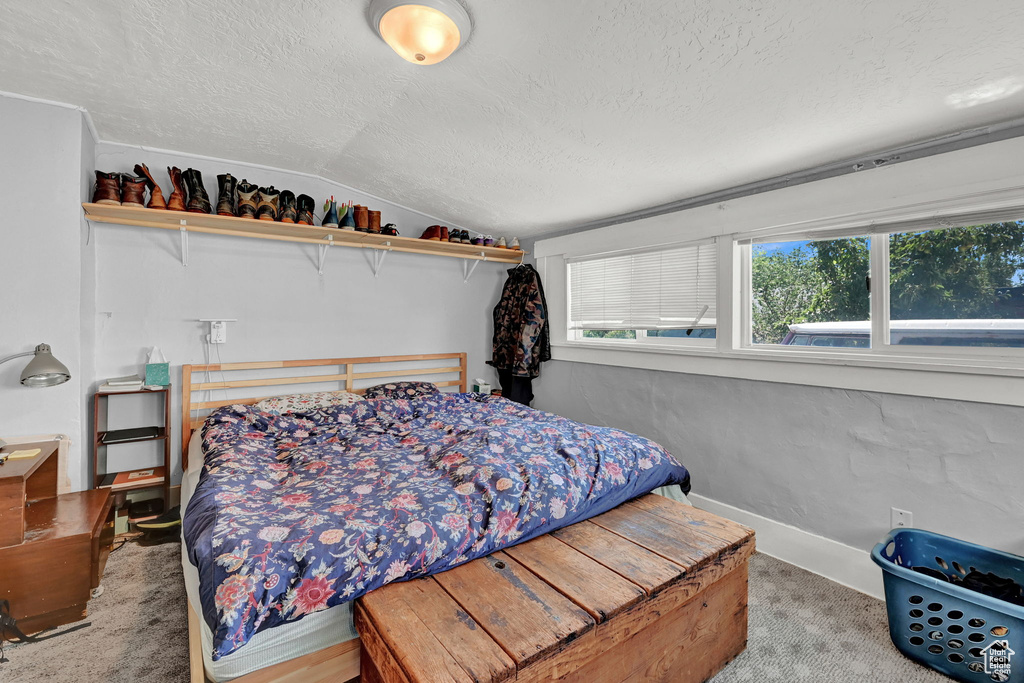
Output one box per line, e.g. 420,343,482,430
181,352,467,469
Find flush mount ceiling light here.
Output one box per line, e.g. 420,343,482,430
369,0,471,65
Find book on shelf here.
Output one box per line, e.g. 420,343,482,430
99,467,165,491
106,374,143,386
100,426,162,444
99,382,143,393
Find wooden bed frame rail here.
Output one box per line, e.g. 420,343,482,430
181,352,467,470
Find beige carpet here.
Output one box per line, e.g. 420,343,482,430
1,541,952,682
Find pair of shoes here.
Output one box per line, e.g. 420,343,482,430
164,167,212,213
93,171,148,208
509,236,521,250
448,229,470,244
381,223,399,236
257,188,309,223
420,225,443,240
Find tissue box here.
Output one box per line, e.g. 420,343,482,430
145,362,169,386
145,346,170,386
472,379,491,394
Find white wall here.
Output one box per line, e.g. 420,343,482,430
1,94,506,492
90,143,506,484
0,96,86,490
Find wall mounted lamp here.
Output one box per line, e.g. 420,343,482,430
0,343,71,388
369,0,472,65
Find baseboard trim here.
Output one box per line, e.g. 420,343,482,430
688,493,884,600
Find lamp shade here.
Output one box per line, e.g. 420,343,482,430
370,0,471,65
20,344,71,387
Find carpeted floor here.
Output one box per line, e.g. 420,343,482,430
1,542,952,682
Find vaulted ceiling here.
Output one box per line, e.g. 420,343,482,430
2,1,1023,236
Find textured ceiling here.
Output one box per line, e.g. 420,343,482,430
2,0,1023,237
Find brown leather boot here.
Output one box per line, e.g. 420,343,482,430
134,164,167,210
237,180,258,219
166,167,186,211
121,175,147,208
92,171,121,205
256,186,279,221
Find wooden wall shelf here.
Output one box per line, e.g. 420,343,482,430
82,204,525,275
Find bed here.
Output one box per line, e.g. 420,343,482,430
180,354,692,683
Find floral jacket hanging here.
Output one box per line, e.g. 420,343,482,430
488,263,551,378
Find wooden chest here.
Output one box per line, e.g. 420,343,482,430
356,494,755,683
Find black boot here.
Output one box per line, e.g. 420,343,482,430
182,168,212,214
297,194,315,225
216,174,237,216
278,190,297,223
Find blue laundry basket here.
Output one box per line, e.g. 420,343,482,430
872,529,1024,682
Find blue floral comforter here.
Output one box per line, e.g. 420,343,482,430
183,393,690,660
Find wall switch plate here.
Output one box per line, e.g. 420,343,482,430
891,507,913,529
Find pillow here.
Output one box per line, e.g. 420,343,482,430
363,381,440,400
255,390,363,415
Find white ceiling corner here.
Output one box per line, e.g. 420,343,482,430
1,0,1023,238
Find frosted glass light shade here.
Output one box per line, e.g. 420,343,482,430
370,0,471,65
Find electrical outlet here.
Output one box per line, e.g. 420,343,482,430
891,507,913,529
210,321,227,344
200,318,237,344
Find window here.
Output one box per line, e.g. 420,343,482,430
568,241,717,344
750,236,870,346
888,221,1024,348
746,217,1024,351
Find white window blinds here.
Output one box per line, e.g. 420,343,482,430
568,242,717,330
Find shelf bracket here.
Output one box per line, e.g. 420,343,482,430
318,235,333,275
372,242,392,278
180,221,189,267
463,252,487,283
86,220,93,246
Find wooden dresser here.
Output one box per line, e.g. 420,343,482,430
0,441,114,633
